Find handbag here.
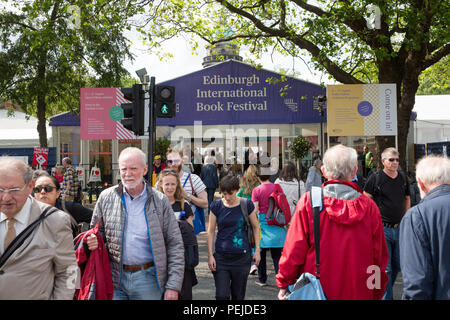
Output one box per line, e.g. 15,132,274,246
183,174,206,234
0,206,58,268
239,197,256,248
287,186,327,300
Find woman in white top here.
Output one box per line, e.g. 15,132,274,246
274,162,306,215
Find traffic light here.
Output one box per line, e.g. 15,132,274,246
120,84,145,136
155,85,175,118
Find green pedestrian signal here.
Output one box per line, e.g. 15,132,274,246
155,86,175,118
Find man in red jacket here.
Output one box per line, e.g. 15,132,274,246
276,144,389,300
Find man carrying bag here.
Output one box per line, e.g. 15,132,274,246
276,145,389,300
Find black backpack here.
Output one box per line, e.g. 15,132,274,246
178,201,199,270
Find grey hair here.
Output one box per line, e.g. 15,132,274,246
381,147,399,159
119,147,147,166
322,144,358,181
313,159,322,166
0,156,34,185
415,155,450,186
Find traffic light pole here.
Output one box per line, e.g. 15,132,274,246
148,76,156,178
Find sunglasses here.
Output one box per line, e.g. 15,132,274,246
161,169,178,175
166,159,181,165
387,158,399,162
33,185,57,193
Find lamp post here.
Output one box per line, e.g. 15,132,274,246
315,95,327,158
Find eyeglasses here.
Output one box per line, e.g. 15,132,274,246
161,169,178,175
387,158,400,162
0,185,27,196
33,185,57,193
166,159,181,165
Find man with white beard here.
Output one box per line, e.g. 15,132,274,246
87,147,185,300
399,155,450,300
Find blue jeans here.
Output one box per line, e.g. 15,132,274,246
113,266,162,300
383,227,400,300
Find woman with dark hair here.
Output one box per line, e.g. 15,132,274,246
33,174,92,237
274,162,306,216
252,164,287,287
207,174,261,300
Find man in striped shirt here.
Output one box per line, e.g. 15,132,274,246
165,148,208,210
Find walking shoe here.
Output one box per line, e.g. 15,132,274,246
250,265,258,275
255,280,267,287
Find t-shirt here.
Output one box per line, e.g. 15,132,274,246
210,199,255,254
364,170,410,224
251,183,276,213
180,172,206,196
171,200,194,221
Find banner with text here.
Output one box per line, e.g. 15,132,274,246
327,84,397,136
80,88,135,140
156,60,325,126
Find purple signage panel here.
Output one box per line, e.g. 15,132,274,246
156,60,326,126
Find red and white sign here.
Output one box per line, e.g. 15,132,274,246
32,147,49,169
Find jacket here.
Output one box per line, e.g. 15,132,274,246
276,180,389,300
274,178,306,215
90,181,185,293
74,223,113,300
200,164,219,189
0,197,78,300
400,184,450,300
305,167,322,192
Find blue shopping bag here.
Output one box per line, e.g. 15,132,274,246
287,273,327,300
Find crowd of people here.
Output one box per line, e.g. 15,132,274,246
0,143,449,300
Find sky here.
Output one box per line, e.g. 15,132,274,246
122,32,335,86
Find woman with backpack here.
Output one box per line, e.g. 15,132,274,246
252,164,287,287
207,174,261,300
157,169,198,300
274,162,305,217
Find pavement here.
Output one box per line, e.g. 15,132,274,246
192,215,404,300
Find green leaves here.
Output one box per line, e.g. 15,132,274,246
290,136,313,161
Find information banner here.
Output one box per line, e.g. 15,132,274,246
80,88,135,140
327,84,397,136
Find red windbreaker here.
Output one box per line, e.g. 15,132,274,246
276,180,388,300
74,223,113,300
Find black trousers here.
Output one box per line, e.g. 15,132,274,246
257,247,282,283
212,252,251,300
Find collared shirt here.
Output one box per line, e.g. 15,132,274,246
0,197,31,255
62,165,79,196
122,183,153,265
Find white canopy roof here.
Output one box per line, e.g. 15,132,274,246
0,109,52,146
412,95,450,120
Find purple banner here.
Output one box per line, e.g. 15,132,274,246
156,60,326,126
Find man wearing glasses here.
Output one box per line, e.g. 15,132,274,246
0,156,78,299
364,147,411,300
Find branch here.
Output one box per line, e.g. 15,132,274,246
423,43,450,70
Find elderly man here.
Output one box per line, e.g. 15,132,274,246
61,157,80,202
364,147,411,300
0,156,77,300
276,144,388,300
87,147,184,300
400,155,450,300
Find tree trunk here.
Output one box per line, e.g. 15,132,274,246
36,94,47,147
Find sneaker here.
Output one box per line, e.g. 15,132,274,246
250,265,258,275
255,280,267,287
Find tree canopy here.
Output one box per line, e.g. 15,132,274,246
0,0,140,146
142,0,449,169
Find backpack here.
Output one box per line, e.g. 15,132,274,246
178,200,199,270
266,184,292,227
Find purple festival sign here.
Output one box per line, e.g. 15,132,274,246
156,60,326,126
